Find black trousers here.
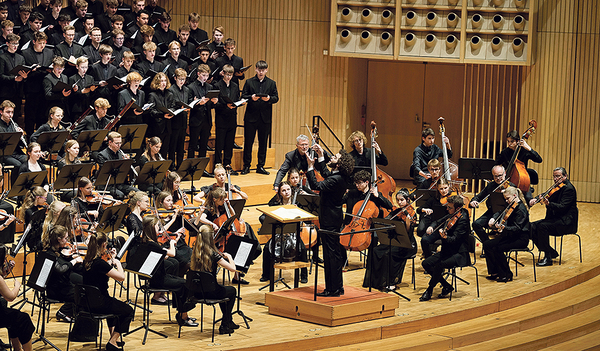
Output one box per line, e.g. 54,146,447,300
214,126,235,168
531,219,563,257
243,120,270,168
320,227,346,292
484,235,529,277
0,303,35,345
197,284,236,323
472,209,494,245
188,123,211,159
91,296,133,334
422,252,467,291
421,231,441,258
167,127,186,169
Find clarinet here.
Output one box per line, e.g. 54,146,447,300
11,119,27,149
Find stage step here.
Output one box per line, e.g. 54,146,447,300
316,274,600,351
539,329,600,350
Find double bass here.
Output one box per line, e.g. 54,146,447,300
370,121,396,203
438,117,461,187
505,120,537,193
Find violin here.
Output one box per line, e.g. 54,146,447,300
340,178,384,252
493,198,519,233
386,195,422,226
0,209,23,225
438,208,463,239
86,191,122,208
505,120,537,193
532,179,566,206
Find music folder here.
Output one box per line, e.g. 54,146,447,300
124,245,166,278
225,235,258,273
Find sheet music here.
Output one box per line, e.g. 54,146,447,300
36,259,53,288
139,251,163,276
271,207,309,220
234,241,252,267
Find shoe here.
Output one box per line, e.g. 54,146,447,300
219,325,234,335
313,257,324,264
105,342,121,351
387,285,396,291
225,320,240,330
550,250,560,259
56,310,72,323
233,143,243,149
206,145,214,151
117,341,125,347
176,313,198,327
232,278,249,285
256,166,270,175
188,317,197,322
300,276,308,284
241,166,250,175
151,298,168,305
438,286,453,298
485,275,499,281
316,289,343,297
259,276,269,282
229,170,239,176
419,289,433,302
316,289,332,297
537,257,553,267
202,170,213,178
497,274,513,283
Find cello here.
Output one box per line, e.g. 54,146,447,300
213,167,246,251
369,121,396,203
505,120,537,193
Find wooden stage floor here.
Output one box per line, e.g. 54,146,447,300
2,174,599,351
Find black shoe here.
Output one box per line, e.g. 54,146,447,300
106,342,121,351
241,166,250,175
438,286,453,298
256,166,270,175
316,289,334,297
233,143,243,149
259,276,269,282
419,289,433,302
485,275,499,281
0,339,11,349
312,257,324,264
300,276,308,284
151,298,168,305
117,341,125,347
225,320,240,330
176,313,198,327
550,250,560,259
229,170,239,176
497,274,513,283
202,170,213,178
206,145,214,151
219,325,234,335
537,257,553,267
232,278,249,285
56,310,72,323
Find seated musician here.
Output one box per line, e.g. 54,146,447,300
417,178,452,258
0,100,27,182
484,186,530,282
42,225,84,323
81,232,133,351
18,143,53,203
95,131,140,200
287,168,315,196
190,224,239,335
496,130,543,173
155,191,192,277
0,247,35,351
29,106,67,144
363,189,418,291
418,159,442,190
347,130,388,167
70,98,112,156
259,181,309,284
412,127,452,187
41,200,67,244
196,188,250,285
163,171,194,206
19,186,48,251
273,134,310,192
124,192,148,258
138,215,197,326
134,136,164,196
194,163,248,203
530,167,577,267
420,195,470,301
73,177,102,222
57,140,82,170
343,170,393,227
0,166,17,245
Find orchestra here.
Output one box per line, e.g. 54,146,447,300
0,3,583,347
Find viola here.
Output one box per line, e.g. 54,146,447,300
505,120,537,193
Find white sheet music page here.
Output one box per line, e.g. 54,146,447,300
36,258,54,288
271,207,308,220
139,251,163,276
234,242,252,267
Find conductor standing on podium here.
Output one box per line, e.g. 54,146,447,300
306,143,354,297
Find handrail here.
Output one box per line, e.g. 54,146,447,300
312,115,345,156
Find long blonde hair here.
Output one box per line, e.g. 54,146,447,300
19,186,47,222
41,201,67,246
190,225,217,272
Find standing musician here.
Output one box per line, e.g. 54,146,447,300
155,191,192,277
530,167,577,267
420,195,471,301
43,225,84,323
363,189,418,290
42,57,72,122
147,72,175,160
273,135,311,192
417,178,452,258
347,130,388,167
134,136,164,196
194,164,248,202
306,144,355,297
412,127,452,187
190,225,239,335
0,245,35,351
167,68,192,169
259,181,309,284
187,64,218,171
484,186,530,282
81,232,133,351
117,71,146,126
30,106,67,143
96,131,140,200
0,100,27,181
418,159,442,190
496,130,543,172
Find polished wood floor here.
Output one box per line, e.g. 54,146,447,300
3,173,599,351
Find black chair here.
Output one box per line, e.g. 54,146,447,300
507,240,537,282
67,284,120,351
445,234,480,301
551,208,581,265
180,270,230,342
132,275,172,321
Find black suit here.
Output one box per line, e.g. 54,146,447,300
241,75,279,169
0,51,26,113
214,79,240,168
148,89,175,158
22,47,54,134
187,79,214,158
274,149,309,188
307,160,350,293
89,61,118,113
167,84,192,167
43,72,71,121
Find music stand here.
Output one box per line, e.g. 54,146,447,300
7,171,48,198
458,158,496,210
176,157,209,198
26,251,61,351
36,130,69,182
96,203,129,241
373,218,413,301
414,189,437,208
76,129,109,153
0,132,21,174
95,159,135,189
53,164,95,197
117,124,148,156
257,216,297,291
134,160,172,187
224,235,258,329
123,245,168,343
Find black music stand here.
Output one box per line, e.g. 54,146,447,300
123,245,167,343
96,203,129,241
95,159,135,189
53,163,95,197
0,132,21,171
134,160,172,187
414,189,437,208
176,157,209,198
36,130,69,171
7,171,48,198
117,124,148,156
76,129,109,153
372,218,413,301
458,157,496,196
27,251,61,351
224,235,258,329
